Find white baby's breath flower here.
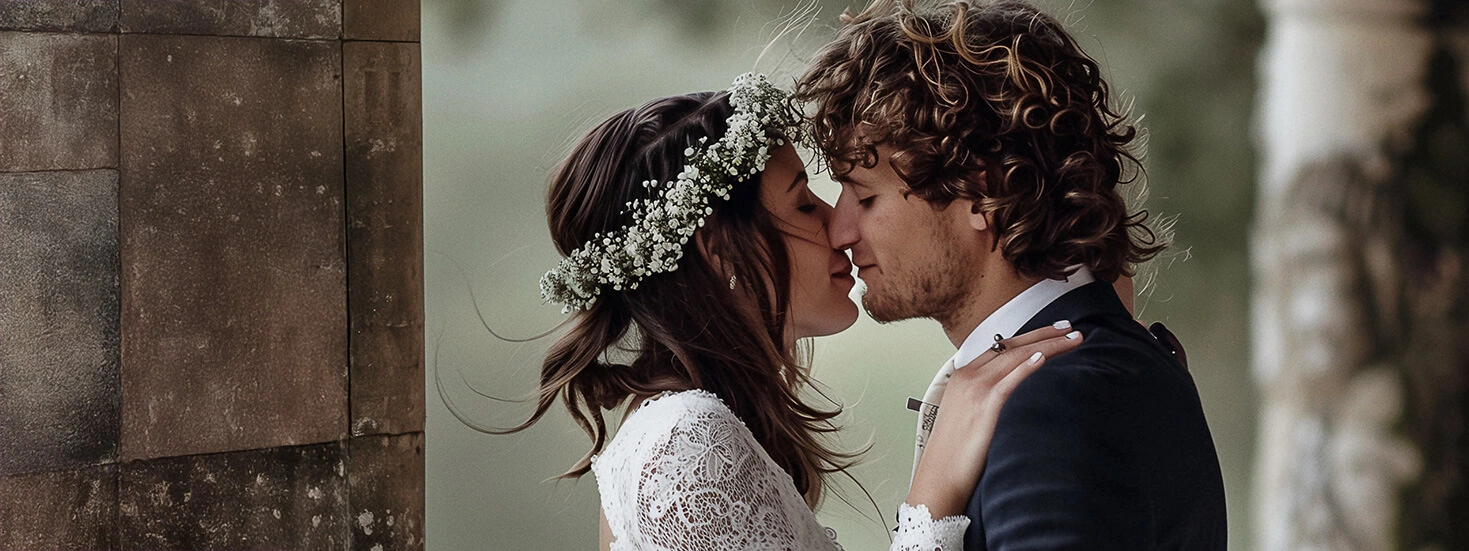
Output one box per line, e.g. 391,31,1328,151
539,73,805,311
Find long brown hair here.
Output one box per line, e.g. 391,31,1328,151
500,91,855,507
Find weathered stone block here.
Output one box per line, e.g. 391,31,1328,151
344,0,417,42
118,442,350,550
0,464,118,550
118,33,347,461
344,40,423,437
119,0,340,39
0,31,118,171
348,432,424,550
0,0,117,32
0,169,120,476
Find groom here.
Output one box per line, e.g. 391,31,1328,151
796,1,1227,549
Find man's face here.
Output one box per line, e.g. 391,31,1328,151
829,144,980,323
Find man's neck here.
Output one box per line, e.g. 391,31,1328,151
938,267,1041,348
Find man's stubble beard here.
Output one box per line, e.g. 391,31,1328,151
860,238,974,325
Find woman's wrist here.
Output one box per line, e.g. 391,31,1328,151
904,468,972,519
903,490,965,519
907,433,985,519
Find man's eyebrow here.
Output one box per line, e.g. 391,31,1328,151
787,170,808,192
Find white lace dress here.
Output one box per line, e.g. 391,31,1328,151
590,389,969,550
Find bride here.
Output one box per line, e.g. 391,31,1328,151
509,73,1086,550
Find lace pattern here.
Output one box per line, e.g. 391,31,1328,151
591,390,970,550
892,503,968,550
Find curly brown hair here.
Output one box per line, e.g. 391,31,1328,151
794,0,1165,282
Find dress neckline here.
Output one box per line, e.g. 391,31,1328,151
635,388,713,412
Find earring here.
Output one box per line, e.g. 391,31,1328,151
729,274,737,289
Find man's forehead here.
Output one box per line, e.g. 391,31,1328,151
829,167,868,188
830,151,886,188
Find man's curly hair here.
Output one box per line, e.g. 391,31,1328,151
795,0,1165,283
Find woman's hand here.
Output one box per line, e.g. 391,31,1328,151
904,322,1085,518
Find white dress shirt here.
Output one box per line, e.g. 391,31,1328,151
911,266,1096,479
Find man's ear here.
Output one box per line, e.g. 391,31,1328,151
960,170,990,233
962,199,990,233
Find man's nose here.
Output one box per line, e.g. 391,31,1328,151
828,194,859,251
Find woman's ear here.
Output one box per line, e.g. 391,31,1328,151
693,229,730,279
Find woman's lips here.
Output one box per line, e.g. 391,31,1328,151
829,255,853,278
832,271,855,289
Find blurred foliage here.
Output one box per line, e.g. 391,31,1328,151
1402,47,1468,246
1397,4,1469,548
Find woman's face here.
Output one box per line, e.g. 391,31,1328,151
759,143,859,339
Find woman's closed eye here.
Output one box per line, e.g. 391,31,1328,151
796,203,817,214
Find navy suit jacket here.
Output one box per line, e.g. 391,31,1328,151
963,280,1227,550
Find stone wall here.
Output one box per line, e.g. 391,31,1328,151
0,1,424,548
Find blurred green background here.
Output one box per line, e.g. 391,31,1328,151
422,0,1263,549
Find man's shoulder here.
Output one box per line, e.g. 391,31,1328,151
1027,317,1185,383
999,318,1208,430
985,317,1223,481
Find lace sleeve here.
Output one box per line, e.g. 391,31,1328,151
891,502,970,550
595,390,968,550
616,394,839,550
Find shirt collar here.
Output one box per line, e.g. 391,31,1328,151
951,265,1095,367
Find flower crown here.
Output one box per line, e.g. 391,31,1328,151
540,73,804,313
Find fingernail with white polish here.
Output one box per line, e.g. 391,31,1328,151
1066,331,1081,340
1027,351,1044,364
1053,320,1072,330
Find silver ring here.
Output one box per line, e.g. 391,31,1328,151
989,334,1006,354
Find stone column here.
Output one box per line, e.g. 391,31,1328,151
0,0,424,549
1251,0,1469,549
